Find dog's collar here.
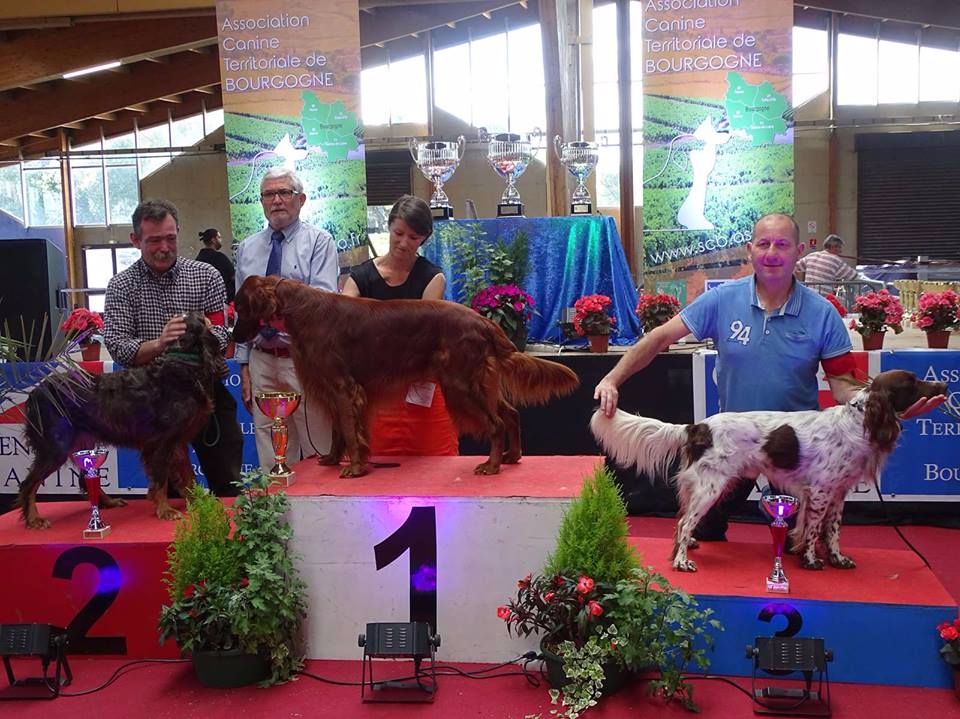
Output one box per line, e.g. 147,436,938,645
165,351,204,365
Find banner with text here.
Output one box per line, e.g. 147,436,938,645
642,0,794,304
216,1,367,262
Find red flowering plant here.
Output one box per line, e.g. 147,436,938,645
912,289,960,333
848,289,904,337
939,617,960,667
60,307,104,344
636,292,681,334
471,283,535,344
158,470,307,685
573,294,616,336
824,293,847,318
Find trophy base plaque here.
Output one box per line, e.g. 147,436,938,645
430,206,454,220
83,525,111,540
571,201,592,215
269,465,296,487
765,577,789,593
497,203,524,217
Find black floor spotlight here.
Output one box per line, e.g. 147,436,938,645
0,624,72,700
358,622,441,703
746,636,833,717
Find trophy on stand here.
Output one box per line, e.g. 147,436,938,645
70,448,111,539
554,136,599,215
487,130,539,217
760,494,799,593
255,390,302,486
409,136,465,220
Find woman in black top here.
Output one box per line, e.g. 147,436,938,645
341,195,456,456
342,196,445,300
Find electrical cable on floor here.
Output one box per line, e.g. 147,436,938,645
681,673,755,700
57,658,190,697
299,652,541,687
872,477,932,569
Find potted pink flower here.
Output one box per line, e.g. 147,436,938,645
848,289,903,350
911,289,959,349
470,283,535,351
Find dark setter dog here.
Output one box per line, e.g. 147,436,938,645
591,369,947,572
17,312,221,528
233,275,580,477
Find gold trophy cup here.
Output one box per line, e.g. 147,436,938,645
255,390,302,486
70,448,111,539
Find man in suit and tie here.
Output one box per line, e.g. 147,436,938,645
234,168,339,470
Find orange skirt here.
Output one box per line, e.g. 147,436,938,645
368,382,459,456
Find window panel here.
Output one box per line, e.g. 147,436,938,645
793,26,828,107
204,108,224,135
106,165,139,225
171,114,205,150
138,122,171,177
507,25,545,133
837,33,877,105
470,33,509,132
434,44,472,125
919,46,960,102
388,55,427,124
84,247,115,289
72,166,106,225
24,169,63,226
878,39,919,104
361,64,391,126
0,164,23,221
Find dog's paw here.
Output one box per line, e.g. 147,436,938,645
828,553,856,569
100,495,127,509
317,453,340,466
686,538,700,550
156,506,182,521
800,554,824,570
672,558,697,572
473,461,501,475
339,464,369,478
24,515,51,530
501,451,522,465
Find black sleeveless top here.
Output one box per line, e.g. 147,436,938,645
349,256,442,300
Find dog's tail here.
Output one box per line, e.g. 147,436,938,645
499,353,579,406
590,409,687,478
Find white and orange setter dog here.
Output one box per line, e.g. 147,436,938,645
591,369,946,572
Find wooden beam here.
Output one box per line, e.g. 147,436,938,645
0,16,216,93
92,112,117,121
0,51,219,143
124,104,150,113
616,0,635,275
360,1,521,47
540,0,567,217
157,95,183,103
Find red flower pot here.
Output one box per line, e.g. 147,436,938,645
80,341,102,362
926,330,951,349
860,331,885,351
588,335,609,353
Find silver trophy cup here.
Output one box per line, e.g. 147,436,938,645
554,136,599,215
760,494,799,593
70,448,111,539
487,130,539,217
409,136,465,220
255,390,302,486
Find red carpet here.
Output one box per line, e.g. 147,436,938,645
284,454,601,498
4,656,958,719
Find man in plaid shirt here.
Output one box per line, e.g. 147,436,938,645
103,199,243,497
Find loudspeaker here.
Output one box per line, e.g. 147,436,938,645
0,239,67,359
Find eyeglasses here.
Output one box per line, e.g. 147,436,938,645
260,189,297,200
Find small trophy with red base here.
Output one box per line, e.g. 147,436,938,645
760,494,798,593
255,390,302,486
70,448,111,539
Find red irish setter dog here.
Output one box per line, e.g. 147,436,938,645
233,275,579,477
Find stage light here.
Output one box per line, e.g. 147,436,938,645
0,624,71,700
358,621,441,703
63,61,121,79
746,636,832,717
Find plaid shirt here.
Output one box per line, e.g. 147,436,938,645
104,257,229,374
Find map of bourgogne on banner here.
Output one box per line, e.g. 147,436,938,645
644,71,792,252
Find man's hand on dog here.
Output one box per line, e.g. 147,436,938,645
159,315,187,347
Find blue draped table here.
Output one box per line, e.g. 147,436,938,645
424,216,640,344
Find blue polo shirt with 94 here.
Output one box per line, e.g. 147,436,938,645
680,276,852,412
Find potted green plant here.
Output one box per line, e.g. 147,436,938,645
158,471,307,687
498,465,720,717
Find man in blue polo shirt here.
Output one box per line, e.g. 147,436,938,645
594,213,943,539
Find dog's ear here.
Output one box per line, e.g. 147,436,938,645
863,384,901,451
233,276,278,343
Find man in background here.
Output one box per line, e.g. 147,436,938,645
795,233,857,285
195,228,235,303
234,167,339,470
